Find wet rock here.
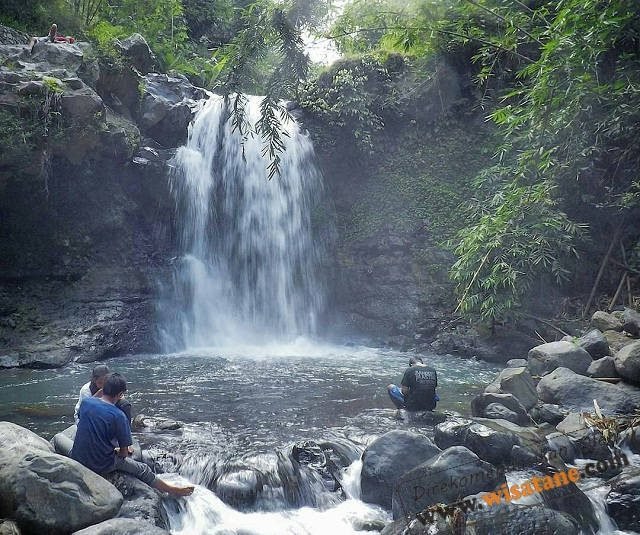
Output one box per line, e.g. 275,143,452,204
361,430,440,508
215,469,262,508
0,447,122,533
132,414,183,431
0,345,75,369
104,472,168,529
391,446,505,519
527,341,592,377
72,518,170,534
545,432,576,463
461,503,579,535
510,444,540,467
556,413,611,460
591,311,623,332
537,367,640,414
0,520,20,535
60,82,105,122
603,330,635,353
614,340,640,384
576,329,609,359
606,466,640,531
485,367,538,409
471,392,528,424
483,403,521,424
506,358,527,368
528,402,568,426
0,421,54,454
618,427,640,454
622,308,640,336
586,356,618,378
353,518,387,531
464,422,519,465
115,34,157,74
434,417,473,450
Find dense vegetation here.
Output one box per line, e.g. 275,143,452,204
1,0,638,326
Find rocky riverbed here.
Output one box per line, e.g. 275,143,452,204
1,309,639,534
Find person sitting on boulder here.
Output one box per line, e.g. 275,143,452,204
28,23,75,54
71,373,195,497
74,364,132,424
387,356,439,415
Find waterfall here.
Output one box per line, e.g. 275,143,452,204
160,95,326,350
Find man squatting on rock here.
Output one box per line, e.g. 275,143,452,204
71,373,194,497
387,356,439,414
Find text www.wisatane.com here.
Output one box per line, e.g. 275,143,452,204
415,451,629,525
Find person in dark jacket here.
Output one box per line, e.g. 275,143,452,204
387,356,439,413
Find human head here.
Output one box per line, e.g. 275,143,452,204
103,372,127,399
91,364,110,388
409,356,424,367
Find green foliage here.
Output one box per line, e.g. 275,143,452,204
0,109,37,171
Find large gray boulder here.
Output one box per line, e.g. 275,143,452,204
360,431,440,508
138,73,205,147
527,341,592,376
576,329,609,359
603,330,635,353
606,467,640,532
0,421,54,453
537,367,640,414
104,473,168,529
0,520,20,535
471,392,529,424
0,345,75,369
0,448,122,534
614,341,640,384
592,311,623,332
587,356,618,378
528,402,568,426
434,417,473,450
622,308,640,336
72,518,169,535
483,403,521,424
391,446,505,519
115,34,157,74
485,367,538,409
556,413,610,460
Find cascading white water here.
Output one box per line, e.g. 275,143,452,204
161,95,326,350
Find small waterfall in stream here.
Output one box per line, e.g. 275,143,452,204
160,94,326,350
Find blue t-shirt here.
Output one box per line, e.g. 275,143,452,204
71,397,132,474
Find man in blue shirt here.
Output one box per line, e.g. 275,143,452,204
71,373,194,497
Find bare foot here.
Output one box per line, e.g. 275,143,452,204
154,478,195,497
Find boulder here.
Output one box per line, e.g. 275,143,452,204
603,330,635,353
138,73,205,147
471,392,528,423
434,417,473,450
618,427,640,454
586,356,618,378
605,467,640,532
60,83,105,122
485,367,538,409
614,340,640,384
115,34,157,74
215,469,262,508
0,520,20,535
545,432,576,463
576,329,609,359
0,421,54,454
506,358,527,368
556,413,611,460
132,414,183,431
527,341,592,377
510,444,540,467
104,472,168,529
361,431,440,508
0,448,122,533
464,422,519,465
72,518,170,535
528,403,568,426
460,503,579,535
591,311,623,332
483,403,521,424
0,346,74,369
537,367,640,414
391,446,505,519
622,307,640,336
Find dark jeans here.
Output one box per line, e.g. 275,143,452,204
107,455,156,486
